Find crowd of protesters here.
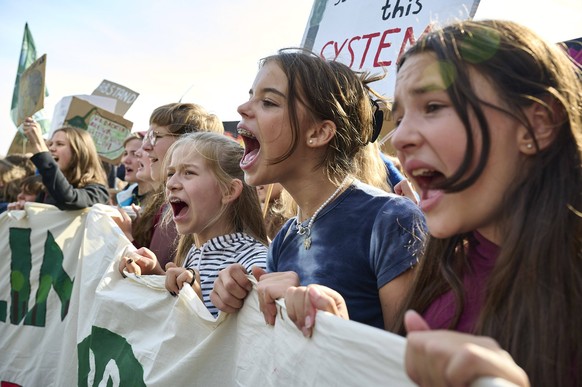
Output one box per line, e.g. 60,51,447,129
2,18,581,386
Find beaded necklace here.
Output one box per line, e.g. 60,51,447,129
295,177,350,249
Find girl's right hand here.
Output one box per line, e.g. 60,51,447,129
210,264,254,313
404,310,530,387
22,117,48,154
7,200,26,211
118,247,163,277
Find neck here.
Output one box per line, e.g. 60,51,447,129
290,175,349,221
137,181,153,196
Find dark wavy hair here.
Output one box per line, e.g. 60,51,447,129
392,20,582,386
259,48,385,184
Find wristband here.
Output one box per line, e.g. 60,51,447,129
186,268,196,285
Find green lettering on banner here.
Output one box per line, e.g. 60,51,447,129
78,326,146,387
8,228,33,325
3,228,74,326
24,231,74,326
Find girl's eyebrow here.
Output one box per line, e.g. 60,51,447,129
249,87,287,99
392,83,446,112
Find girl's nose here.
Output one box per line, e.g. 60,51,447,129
390,115,421,153
166,174,180,191
237,100,252,118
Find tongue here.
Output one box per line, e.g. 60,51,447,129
241,149,259,165
419,189,443,212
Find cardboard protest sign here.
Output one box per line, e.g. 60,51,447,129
62,97,133,163
51,95,118,133
15,53,47,127
92,79,139,116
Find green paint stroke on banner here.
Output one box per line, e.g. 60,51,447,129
8,228,32,325
4,228,73,327
24,231,74,326
78,326,146,387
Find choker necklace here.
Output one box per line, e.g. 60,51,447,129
295,177,350,250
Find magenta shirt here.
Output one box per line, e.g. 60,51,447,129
422,231,499,333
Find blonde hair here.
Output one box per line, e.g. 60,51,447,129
133,103,225,249
165,132,268,265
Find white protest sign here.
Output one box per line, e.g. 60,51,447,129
302,0,479,99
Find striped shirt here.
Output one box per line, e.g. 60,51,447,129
183,232,267,317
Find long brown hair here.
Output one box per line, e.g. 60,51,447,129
260,49,385,185
392,20,582,385
53,126,107,187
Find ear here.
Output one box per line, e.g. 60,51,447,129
222,179,243,204
306,119,336,148
518,99,559,155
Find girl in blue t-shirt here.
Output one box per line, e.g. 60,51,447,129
210,49,426,330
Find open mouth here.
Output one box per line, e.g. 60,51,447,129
410,168,446,191
238,128,260,166
169,198,189,218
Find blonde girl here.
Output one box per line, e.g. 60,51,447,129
120,132,268,317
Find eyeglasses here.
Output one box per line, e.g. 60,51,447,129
143,130,181,146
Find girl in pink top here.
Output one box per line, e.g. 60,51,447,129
286,20,582,386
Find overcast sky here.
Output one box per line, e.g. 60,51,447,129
0,0,580,156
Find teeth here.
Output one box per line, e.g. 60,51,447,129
237,128,255,138
411,168,435,177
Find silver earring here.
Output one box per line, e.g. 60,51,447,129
526,143,533,149
308,140,313,144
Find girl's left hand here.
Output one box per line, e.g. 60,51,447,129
22,117,48,154
285,284,349,337
404,310,530,387
254,268,300,325
165,263,201,298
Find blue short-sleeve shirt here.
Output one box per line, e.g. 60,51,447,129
268,180,426,329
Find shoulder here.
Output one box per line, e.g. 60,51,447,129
225,233,268,254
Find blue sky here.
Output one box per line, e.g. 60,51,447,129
0,0,314,155
1,0,580,156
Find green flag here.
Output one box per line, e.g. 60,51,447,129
10,23,50,133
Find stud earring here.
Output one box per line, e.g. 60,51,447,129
526,143,533,149
308,140,313,144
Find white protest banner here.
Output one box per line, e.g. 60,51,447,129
0,203,90,386
0,204,510,387
302,0,479,99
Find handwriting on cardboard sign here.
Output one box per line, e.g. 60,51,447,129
319,25,430,69
95,81,138,104
86,113,129,160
